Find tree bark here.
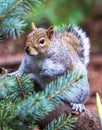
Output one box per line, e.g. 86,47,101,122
38,103,102,130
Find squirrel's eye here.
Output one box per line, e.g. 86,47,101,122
39,38,44,44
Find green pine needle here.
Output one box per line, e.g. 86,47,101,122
0,75,34,102
0,0,41,39
1,17,27,39
0,102,16,130
13,70,84,126
44,70,84,104
44,114,76,130
0,69,85,129
15,93,55,122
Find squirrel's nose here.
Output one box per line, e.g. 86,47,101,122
25,46,30,54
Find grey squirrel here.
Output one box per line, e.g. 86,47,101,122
9,23,90,112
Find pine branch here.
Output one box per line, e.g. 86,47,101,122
0,69,101,130
0,69,80,129
15,93,54,122
0,102,16,130
44,114,76,130
47,75,81,101
11,70,84,129
0,0,41,21
0,69,86,129
0,70,82,103
44,70,84,105
0,93,54,130
0,75,34,102
0,0,23,22
0,0,41,39
0,101,38,130
0,17,27,38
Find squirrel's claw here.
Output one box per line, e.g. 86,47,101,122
71,103,86,113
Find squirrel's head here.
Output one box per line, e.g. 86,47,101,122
25,23,54,56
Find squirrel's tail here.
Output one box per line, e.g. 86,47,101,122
67,25,90,67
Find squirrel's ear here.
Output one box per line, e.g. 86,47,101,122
47,26,54,39
31,23,36,31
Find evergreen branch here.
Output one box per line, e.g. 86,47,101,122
0,75,34,102
0,69,85,129
15,93,55,122
47,76,80,101
1,17,27,38
0,0,41,39
0,102,16,130
44,114,76,130
0,0,23,22
16,75,26,98
8,94,55,130
43,70,84,104
0,101,38,130
13,70,84,127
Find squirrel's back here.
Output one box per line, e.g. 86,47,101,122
54,25,90,66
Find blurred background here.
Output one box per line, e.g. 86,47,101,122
0,0,102,112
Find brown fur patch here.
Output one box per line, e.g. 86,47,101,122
25,28,51,56
56,31,82,58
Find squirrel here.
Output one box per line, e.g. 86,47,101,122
9,23,90,112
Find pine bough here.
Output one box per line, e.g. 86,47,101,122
0,70,84,130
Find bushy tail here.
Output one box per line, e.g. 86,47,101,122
67,25,90,66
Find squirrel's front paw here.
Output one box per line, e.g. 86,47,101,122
8,71,23,77
71,103,85,113
7,73,15,76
